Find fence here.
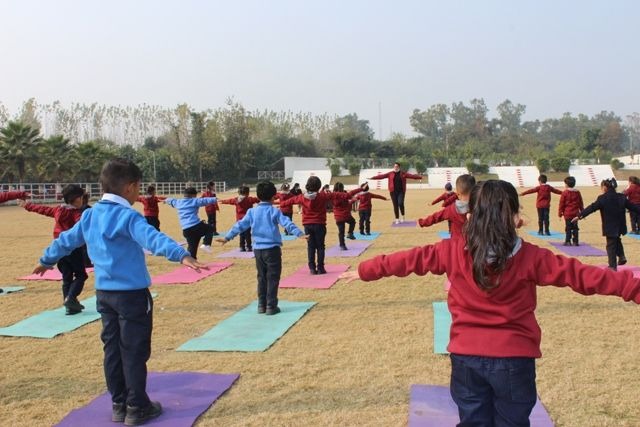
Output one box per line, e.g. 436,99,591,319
257,171,285,180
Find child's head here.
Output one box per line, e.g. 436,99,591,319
333,182,345,192
281,183,290,192
305,176,322,193
466,180,520,291
445,182,453,192
256,181,277,202
393,162,401,172
601,178,617,192
629,176,640,186
238,186,250,196
322,184,330,192
146,185,156,195
62,184,85,207
455,174,476,198
564,176,576,188
183,187,197,198
207,180,215,191
538,174,548,184
100,158,143,203
292,183,300,189
360,182,369,192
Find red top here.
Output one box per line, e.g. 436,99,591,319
0,191,29,204
370,170,422,193
24,202,82,238
353,191,387,211
136,195,166,217
332,196,355,222
520,184,562,208
358,238,640,358
418,203,467,240
220,196,260,220
431,191,455,206
280,188,361,225
624,183,640,205
274,192,295,215
442,192,459,207
200,191,220,214
558,189,584,219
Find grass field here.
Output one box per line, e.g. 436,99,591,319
1,186,640,426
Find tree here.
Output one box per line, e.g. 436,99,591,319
37,135,73,181
329,114,374,156
0,121,42,182
536,158,550,173
496,99,526,134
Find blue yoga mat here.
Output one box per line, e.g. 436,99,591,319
433,302,451,354
280,233,298,241
353,232,381,240
525,230,564,240
437,231,451,239
178,300,316,352
625,232,640,240
0,293,157,339
0,286,25,295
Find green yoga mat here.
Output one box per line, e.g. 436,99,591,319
0,286,26,295
0,293,157,339
178,300,316,352
433,301,451,354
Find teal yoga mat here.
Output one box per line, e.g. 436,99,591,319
178,300,316,352
0,286,25,295
433,302,451,354
0,293,157,339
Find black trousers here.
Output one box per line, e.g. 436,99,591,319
282,212,293,234
254,246,282,309
145,216,160,231
183,221,214,258
390,190,405,218
96,288,153,408
336,217,356,246
564,218,579,244
206,212,217,234
537,207,550,233
630,205,640,232
240,229,252,250
304,224,326,270
57,247,88,301
606,236,626,269
358,209,372,234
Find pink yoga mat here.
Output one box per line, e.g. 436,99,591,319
151,262,232,285
325,241,371,257
18,268,94,281
280,264,350,289
216,248,255,259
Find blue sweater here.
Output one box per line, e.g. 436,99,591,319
39,194,189,291
225,202,304,249
165,197,217,229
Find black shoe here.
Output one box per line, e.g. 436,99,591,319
239,247,246,252
563,242,571,246
573,242,579,246
257,305,266,314
365,232,371,236
247,246,253,251
537,231,543,235
124,401,163,426
346,233,356,240
112,402,126,423
309,269,317,275
317,267,327,274
618,258,627,266
340,245,348,251
64,298,83,314
73,297,85,310
265,306,281,315
544,231,551,236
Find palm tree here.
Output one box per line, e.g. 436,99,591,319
0,121,42,182
37,135,73,181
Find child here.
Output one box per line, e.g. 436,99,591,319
340,179,640,425
165,187,217,258
353,183,388,236
216,181,306,314
275,183,295,234
623,176,640,234
332,182,356,250
519,174,562,235
201,180,220,235
573,178,640,271
19,184,87,314
418,174,476,240
219,186,260,251
322,184,333,213
32,158,205,425
431,182,454,206
279,177,363,274
0,190,30,203
136,185,166,231
291,182,303,213
558,176,583,246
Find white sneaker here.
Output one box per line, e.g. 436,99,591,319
200,244,212,253
400,216,404,223
394,219,400,224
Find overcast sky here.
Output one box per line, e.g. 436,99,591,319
1,0,638,138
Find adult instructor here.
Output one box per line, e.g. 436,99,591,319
370,162,423,223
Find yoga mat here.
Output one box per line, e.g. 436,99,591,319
408,384,554,427
280,233,298,241
280,264,350,289
325,241,371,257
151,262,232,285
0,286,26,295
178,300,316,352
433,302,451,354
624,232,640,240
216,248,255,259
56,371,239,427
597,264,640,277
353,232,381,240
0,293,155,339
18,268,94,281
392,220,417,227
526,230,564,240
549,242,607,257
437,231,451,239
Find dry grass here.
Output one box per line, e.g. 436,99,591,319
1,187,640,426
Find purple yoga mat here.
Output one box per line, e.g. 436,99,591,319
409,384,554,427
392,220,417,227
56,371,239,427
19,268,93,281
548,242,606,257
280,264,349,289
325,240,371,257
151,262,232,285
216,248,255,259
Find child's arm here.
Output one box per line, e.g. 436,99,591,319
550,186,563,195
128,214,191,261
164,198,178,208
369,172,389,180
157,196,167,201
22,201,56,218
574,199,601,222
519,187,538,196
0,191,30,204
216,211,252,244
404,172,423,180
34,222,86,272
219,198,236,205
371,193,388,201
418,209,446,228
442,193,458,207
431,193,446,205
193,197,217,207
558,194,566,218
278,194,302,208
277,211,306,238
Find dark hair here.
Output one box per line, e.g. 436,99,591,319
465,180,520,291
361,182,369,191
564,176,576,188
601,178,617,190
62,184,85,204
100,158,142,194
239,186,250,196
445,182,452,191
146,185,156,195
322,184,330,191
333,182,345,192
280,183,290,191
538,174,548,184
256,181,276,201
207,180,215,190
305,176,322,192
455,174,476,195
183,187,197,196
629,176,640,186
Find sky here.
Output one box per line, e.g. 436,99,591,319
1,0,638,139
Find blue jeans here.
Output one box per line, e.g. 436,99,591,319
450,354,536,427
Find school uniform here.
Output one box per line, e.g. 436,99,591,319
332,196,356,247
220,196,260,251
136,195,166,231
165,196,217,258
521,184,562,234
353,191,386,235
0,190,29,203
418,200,468,240
623,183,640,233
558,188,583,245
201,190,220,234
275,192,295,234
431,191,455,206
370,170,422,219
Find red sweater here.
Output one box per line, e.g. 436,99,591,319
354,191,387,211
0,191,29,204
220,196,259,220
332,196,355,222
370,171,422,193
442,193,459,207
201,191,220,214
558,189,583,219
431,191,454,206
275,192,295,215
24,202,82,238
136,195,166,217
521,184,562,208
358,238,640,358
281,188,361,225
624,183,640,205
418,203,467,240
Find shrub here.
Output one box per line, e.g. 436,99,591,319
536,158,550,173
550,157,571,173
611,159,625,170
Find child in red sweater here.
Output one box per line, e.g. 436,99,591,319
431,182,454,206
341,179,640,425
201,180,220,235
275,183,295,234
520,174,562,235
136,185,167,231
558,176,583,246
418,174,475,239
353,183,388,235
623,176,640,234
220,186,259,251
332,182,356,250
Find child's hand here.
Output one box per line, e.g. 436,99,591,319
17,199,26,207
181,256,209,272
215,238,228,245
300,235,310,240
571,216,580,223
339,270,361,283
32,264,53,276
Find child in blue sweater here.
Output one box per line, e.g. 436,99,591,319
165,187,218,259
32,158,205,426
217,181,306,314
